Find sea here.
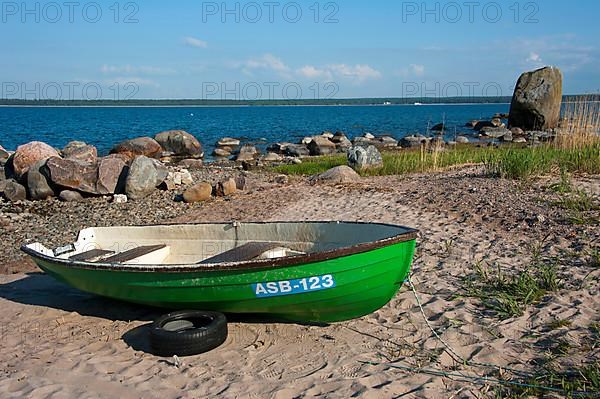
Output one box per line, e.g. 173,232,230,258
0,104,510,156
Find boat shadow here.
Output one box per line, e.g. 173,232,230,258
0,272,163,322
0,273,329,356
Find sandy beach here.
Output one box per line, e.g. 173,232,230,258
1,166,598,398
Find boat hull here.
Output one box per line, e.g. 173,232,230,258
32,240,416,323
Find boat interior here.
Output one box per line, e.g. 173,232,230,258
24,222,414,266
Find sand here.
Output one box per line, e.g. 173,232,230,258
1,166,598,398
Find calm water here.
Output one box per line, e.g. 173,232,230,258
0,104,509,155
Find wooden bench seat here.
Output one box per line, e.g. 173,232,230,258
69,249,115,262
101,245,167,263
199,242,283,264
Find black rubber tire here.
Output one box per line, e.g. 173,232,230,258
150,310,228,357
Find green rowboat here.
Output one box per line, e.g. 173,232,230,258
22,222,418,323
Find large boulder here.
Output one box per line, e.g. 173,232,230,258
509,66,563,130
46,157,98,194
217,137,240,147
400,135,430,148
285,144,310,158
155,130,203,158
312,166,361,184
59,190,84,202
12,141,60,180
347,145,383,171
3,179,27,202
111,137,163,160
97,155,128,195
63,143,98,163
27,159,54,200
183,182,213,203
0,145,9,163
235,145,259,162
125,156,167,200
215,178,237,197
308,136,336,156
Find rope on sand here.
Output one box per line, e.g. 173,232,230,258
366,273,597,397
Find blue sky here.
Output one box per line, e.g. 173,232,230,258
1,0,599,99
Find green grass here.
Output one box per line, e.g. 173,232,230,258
463,261,561,319
273,143,600,180
493,362,600,399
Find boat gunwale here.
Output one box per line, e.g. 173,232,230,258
21,221,419,273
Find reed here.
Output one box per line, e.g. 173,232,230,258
555,96,600,150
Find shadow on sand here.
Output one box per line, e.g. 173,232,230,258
0,273,327,355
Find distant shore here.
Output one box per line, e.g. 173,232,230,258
0,95,596,107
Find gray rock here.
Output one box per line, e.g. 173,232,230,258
113,194,128,204
235,175,247,191
267,142,291,154
321,131,334,139
347,145,383,171
312,166,361,184
155,130,203,158
125,156,167,200
27,159,54,200
491,118,504,127
480,127,511,139
364,133,375,139
217,137,240,147
285,144,310,158
178,159,204,169
376,136,399,148
513,137,527,143
307,136,336,156
262,152,283,162
501,131,514,142
431,123,445,132
511,127,525,136
473,121,496,131
509,66,563,130
3,180,26,202
59,190,84,202
352,137,374,146
213,148,232,158
0,145,10,163
400,135,429,148
456,136,470,144
235,145,259,162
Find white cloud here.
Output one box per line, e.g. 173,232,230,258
410,64,425,76
183,36,208,49
105,77,158,87
239,54,291,78
296,65,333,80
327,64,382,81
526,52,542,63
295,63,382,83
101,65,176,75
395,63,426,78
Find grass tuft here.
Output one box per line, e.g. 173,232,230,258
463,261,561,319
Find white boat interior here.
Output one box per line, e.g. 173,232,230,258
23,222,414,266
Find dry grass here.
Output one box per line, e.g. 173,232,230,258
556,96,600,150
